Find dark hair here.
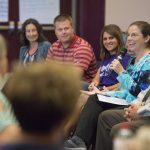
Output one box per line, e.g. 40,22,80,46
20,18,47,46
54,14,73,28
5,62,80,133
100,24,124,61
129,21,150,48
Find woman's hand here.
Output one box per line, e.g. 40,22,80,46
109,59,124,74
101,86,109,92
88,80,99,91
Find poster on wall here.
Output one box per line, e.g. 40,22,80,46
0,0,8,22
19,0,60,24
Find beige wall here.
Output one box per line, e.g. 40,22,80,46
105,0,150,31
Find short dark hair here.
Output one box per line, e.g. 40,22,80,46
129,21,150,48
5,62,80,134
20,18,47,46
53,14,73,28
100,24,124,61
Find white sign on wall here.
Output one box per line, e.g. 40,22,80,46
19,0,60,24
0,0,8,22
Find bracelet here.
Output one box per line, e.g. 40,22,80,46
119,70,127,75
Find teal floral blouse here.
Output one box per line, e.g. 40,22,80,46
0,91,16,132
106,54,150,103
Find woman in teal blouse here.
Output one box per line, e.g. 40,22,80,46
64,21,150,149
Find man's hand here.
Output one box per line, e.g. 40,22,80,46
124,103,140,122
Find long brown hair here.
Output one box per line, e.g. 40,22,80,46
100,24,124,61
20,18,47,47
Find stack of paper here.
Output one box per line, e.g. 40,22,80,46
97,94,129,105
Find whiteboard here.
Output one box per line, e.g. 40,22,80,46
0,0,8,22
105,0,150,31
19,0,60,24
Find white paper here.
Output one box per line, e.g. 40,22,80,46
97,94,129,106
19,0,60,24
0,0,8,22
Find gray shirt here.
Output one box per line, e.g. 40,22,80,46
132,87,150,116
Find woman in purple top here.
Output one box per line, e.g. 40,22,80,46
89,24,130,91
64,24,130,138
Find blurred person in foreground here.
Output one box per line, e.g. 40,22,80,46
0,34,18,143
0,61,81,150
0,34,9,88
132,126,150,150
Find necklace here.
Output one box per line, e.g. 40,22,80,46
29,42,38,56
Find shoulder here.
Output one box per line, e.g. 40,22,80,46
39,41,51,48
0,91,6,103
144,53,150,60
121,53,131,65
142,54,150,65
20,45,27,50
52,40,60,46
50,40,61,49
123,53,131,60
20,46,28,53
76,36,92,48
75,36,93,53
0,144,63,150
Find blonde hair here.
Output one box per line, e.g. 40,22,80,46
0,34,8,77
54,14,73,28
0,34,7,58
133,126,150,150
5,61,81,133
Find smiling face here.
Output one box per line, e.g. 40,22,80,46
25,23,39,43
54,20,74,45
126,25,145,55
103,32,119,54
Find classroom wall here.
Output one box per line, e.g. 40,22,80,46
1,0,104,66
105,0,150,31
1,0,72,67
76,0,105,60
1,0,150,67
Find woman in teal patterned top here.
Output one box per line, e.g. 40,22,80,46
64,21,150,150
0,34,18,143
0,92,16,131
106,21,150,102
107,53,150,102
